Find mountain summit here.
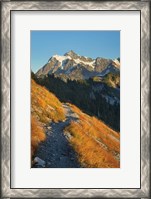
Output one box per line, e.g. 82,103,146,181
36,51,120,80
64,50,79,59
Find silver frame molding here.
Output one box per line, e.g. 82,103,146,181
1,1,150,198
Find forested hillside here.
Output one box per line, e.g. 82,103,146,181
32,72,120,131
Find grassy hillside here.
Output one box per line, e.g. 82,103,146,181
31,79,65,157
34,74,120,131
102,73,120,88
31,78,120,168
93,73,120,88
64,104,120,168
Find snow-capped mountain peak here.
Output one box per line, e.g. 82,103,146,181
36,51,120,80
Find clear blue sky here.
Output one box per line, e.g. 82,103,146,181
31,31,120,73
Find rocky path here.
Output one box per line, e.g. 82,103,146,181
33,104,81,168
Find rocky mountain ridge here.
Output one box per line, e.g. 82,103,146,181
36,50,120,80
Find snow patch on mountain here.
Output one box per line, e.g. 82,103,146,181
74,58,95,68
51,54,95,69
53,55,70,64
101,94,120,105
112,59,120,68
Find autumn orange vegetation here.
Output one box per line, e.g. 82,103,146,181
31,115,46,157
31,79,65,123
64,103,120,168
31,79,65,157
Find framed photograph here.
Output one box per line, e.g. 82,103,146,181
1,0,150,198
